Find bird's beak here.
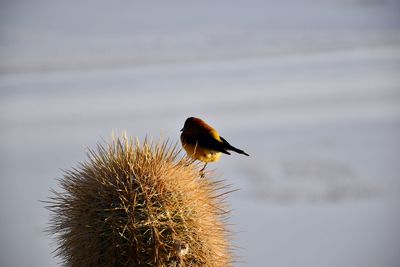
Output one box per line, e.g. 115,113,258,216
180,128,184,132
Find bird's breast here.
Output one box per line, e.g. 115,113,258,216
182,142,221,163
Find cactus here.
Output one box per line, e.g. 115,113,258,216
46,135,233,266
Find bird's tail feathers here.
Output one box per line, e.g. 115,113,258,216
220,136,249,156
229,146,249,156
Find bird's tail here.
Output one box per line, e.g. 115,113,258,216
220,136,250,156
229,146,249,156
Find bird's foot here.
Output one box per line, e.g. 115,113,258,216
199,163,207,178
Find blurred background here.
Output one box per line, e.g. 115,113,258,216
1,0,400,266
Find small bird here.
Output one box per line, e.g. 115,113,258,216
180,117,249,173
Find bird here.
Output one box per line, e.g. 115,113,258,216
180,117,249,173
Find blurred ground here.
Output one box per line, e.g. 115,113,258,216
1,0,400,266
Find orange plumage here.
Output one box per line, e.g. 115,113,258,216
180,117,249,164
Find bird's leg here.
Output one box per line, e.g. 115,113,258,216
184,157,196,167
200,162,207,172
200,163,207,178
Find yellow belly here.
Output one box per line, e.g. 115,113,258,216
182,143,222,163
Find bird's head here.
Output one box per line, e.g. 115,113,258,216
181,117,196,132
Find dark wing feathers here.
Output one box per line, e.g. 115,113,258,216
184,134,249,156
183,134,231,155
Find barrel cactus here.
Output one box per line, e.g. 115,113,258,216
47,135,233,266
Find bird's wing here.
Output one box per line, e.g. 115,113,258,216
184,134,231,155
219,136,231,147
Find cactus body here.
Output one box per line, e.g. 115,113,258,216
47,137,232,266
